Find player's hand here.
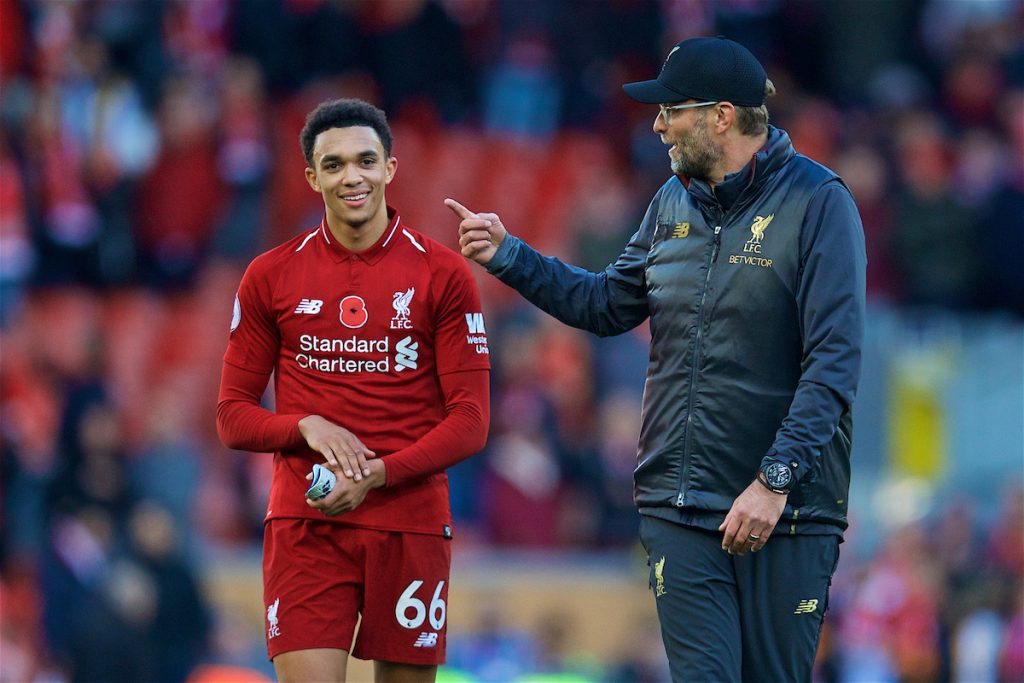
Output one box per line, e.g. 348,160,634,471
298,415,375,481
718,479,786,555
445,198,507,265
306,459,385,516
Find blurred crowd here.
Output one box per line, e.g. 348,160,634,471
1,0,1022,681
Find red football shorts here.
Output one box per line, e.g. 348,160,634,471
262,519,451,665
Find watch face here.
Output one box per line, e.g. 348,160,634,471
765,462,792,490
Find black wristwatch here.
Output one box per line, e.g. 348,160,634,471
758,461,793,494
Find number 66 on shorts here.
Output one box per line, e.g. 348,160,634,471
395,580,446,630
262,521,452,664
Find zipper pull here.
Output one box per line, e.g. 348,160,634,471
711,225,722,263
675,492,685,507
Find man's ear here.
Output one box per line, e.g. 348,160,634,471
713,103,735,133
384,156,398,185
305,166,321,193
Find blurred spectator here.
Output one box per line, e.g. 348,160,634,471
589,391,642,547
163,0,231,78
0,555,53,682
30,22,157,287
210,57,272,261
29,83,105,286
785,96,842,167
998,584,1024,682
889,112,980,309
834,143,900,302
0,133,36,324
986,485,1024,580
131,387,204,536
40,505,117,670
446,606,540,682
569,168,638,273
950,580,1006,682
481,425,566,548
484,33,561,140
976,89,1024,317
360,0,474,121
531,611,604,680
953,127,1008,206
942,54,1004,129
52,399,136,522
135,72,225,288
920,0,1020,64
479,318,598,547
840,525,943,683
67,559,159,683
129,501,212,682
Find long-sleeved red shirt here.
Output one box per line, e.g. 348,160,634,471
217,210,490,536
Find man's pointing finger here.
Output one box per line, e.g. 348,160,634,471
444,198,476,220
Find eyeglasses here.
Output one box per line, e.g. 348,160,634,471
658,101,719,122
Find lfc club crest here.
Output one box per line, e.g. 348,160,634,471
391,288,415,329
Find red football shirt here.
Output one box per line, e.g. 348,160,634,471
219,208,490,536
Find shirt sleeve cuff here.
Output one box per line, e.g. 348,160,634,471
484,234,522,276
761,450,806,484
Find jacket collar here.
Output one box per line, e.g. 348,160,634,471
680,125,794,213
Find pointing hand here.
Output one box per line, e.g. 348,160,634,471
445,198,507,266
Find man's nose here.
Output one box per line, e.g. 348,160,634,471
653,112,667,134
341,165,362,183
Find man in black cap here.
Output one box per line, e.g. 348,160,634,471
446,36,865,682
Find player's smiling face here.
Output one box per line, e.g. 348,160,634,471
305,125,396,233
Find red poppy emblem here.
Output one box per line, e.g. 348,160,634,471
340,295,368,328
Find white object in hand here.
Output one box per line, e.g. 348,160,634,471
306,463,337,501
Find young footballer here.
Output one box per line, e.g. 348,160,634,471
217,98,490,683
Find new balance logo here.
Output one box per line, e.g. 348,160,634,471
395,336,419,372
671,222,690,239
414,632,438,648
794,599,819,615
465,312,486,334
294,299,323,314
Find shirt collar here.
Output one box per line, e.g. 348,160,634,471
319,206,402,264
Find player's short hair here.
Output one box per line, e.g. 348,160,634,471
300,98,393,166
734,79,776,137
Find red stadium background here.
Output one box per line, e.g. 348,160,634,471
1,1,1021,681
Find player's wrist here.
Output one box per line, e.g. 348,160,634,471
367,458,387,488
297,414,321,436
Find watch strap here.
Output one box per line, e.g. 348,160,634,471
756,469,788,495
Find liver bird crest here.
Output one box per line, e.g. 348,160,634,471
750,214,774,242
392,287,415,319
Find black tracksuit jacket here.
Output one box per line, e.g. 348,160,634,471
485,127,866,535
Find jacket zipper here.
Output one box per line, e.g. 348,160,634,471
676,224,722,507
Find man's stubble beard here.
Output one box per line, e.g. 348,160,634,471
670,113,723,180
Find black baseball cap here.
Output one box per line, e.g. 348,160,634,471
623,36,767,107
